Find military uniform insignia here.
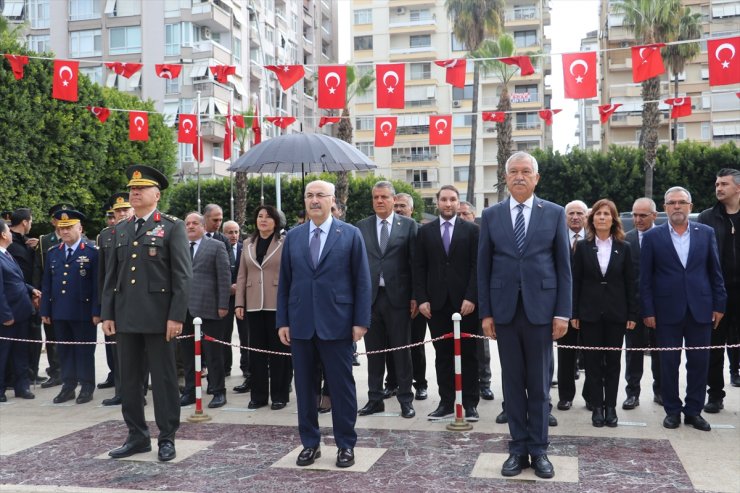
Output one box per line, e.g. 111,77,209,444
79,269,87,277
132,170,143,180
148,247,158,257
148,225,165,238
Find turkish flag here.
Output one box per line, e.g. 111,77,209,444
129,111,149,141
482,111,506,123
376,63,405,109
232,115,245,128
87,106,111,123
631,44,665,83
538,109,562,126
319,116,341,128
429,115,452,145
708,37,740,87
210,65,236,83
374,116,397,147
266,117,296,129
266,65,305,90
251,105,261,146
105,62,142,78
178,114,197,144
562,52,597,99
52,60,79,102
193,137,203,162
665,97,692,118
598,104,622,124
155,64,183,79
4,54,28,80
435,59,466,88
500,56,535,76
224,106,234,161
318,65,347,109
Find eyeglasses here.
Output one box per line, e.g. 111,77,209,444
304,192,333,200
665,200,691,206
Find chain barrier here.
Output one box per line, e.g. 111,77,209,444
0,334,194,345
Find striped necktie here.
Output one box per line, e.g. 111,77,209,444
514,203,526,253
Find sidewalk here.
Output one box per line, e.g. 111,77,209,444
1,332,738,492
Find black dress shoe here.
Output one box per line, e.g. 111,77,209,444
415,388,428,400
557,400,572,411
76,391,93,404
158,440,176,462
605,407,618,427
501,453,530,477
296,446,320,466
336,448,354,468
15,390,35,399
495,409,508,424
247,400,268,409
180,393,195,407
97,379,115,389
427,404,454,420
703,400,723,414
653,394,663,406
233,379,251,394
271,401,287,410
208,393,226,408
548,413,558,427
531,454,555,479
480,387,494,400
622,395,639,410
400,402,415,418
109,440,152,458
102,396,122,406
0,394,6,403
53,389,75,404
31,375,48,385
358,400,385,416
592,407,605,427
465,406,479,422
684,414,711,431
731,373,740,387
663,414,681,429
381,386,398,399
41,377,62,389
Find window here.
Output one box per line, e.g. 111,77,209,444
452,115,473,127
355,116,373,130
27,35,50,53
234,38,242,64
451,34,466,51
354,35,373,51
514,30,537,48
2,0,24,18
454,167,469,182
405,86,435,107
265,25,275,44
515,112,539,129
70,0,100,20
357,142,374,158
410,35,431,48
453,140,471,155
165,23,181,56
452,85,474,100
410,9,432,22
28,0,50,28
516,140,540,151
701,122,711,140
110,26,142,55
104,0,140,17
80,65,102,85
675,123,686,142
70,30,102,57
409,62,431,80
392,145,437,162
356,88,374,104
513,84,539,103
212,142,223,159
397,114,430,135
354,8,372,24
165,75,180,95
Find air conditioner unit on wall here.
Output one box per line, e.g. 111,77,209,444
452,100,461,108
201,26,212,39
396,7,406,15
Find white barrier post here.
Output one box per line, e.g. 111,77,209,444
187,317,212,423
447,313,473,431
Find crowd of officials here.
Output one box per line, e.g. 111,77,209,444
0,155,737,478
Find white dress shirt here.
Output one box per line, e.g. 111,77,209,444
509,196,535,232
669,223,691,268
308,216,333,259
594,236,613,276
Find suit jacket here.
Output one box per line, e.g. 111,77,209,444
356,214,417,307
0,250,35,324
276,218,371,340
640,221,727,325
40,240,100,321
572,237,637,323
228,241,243,285
414,218,478,310
8,231,34,284
235,235,283,311
189,236,231,320
478,196,572,325
101,210,192,333
624,228,643,316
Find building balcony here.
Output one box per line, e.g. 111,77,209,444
389,18,437,35
389,46,436,61
504,6,540,27
389,0,436,8
482,123,498,137
201,119,226,142
191,0,231,33
192,80,233,102
191,40,232,65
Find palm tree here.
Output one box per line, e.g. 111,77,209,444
614,0,681,198
232,107,256,226
334,65,374,206
662,6,702,148
446,0,504,207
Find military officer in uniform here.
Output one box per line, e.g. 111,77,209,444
40,210,100,404
102,165,191,463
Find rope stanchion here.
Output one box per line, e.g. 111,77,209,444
187,317,211,423
447,313,473,432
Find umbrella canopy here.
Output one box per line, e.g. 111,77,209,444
228,132,376,174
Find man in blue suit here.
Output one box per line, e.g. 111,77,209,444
641,186,726,432
0,219,41,402
277,180,371,469
478,151,571,479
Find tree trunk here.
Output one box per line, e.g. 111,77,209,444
466,64,480,207
234,169,248,227
641,77,661,199
335,107,353,205
496,85,512,202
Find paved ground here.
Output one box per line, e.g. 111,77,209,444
0,332,738,492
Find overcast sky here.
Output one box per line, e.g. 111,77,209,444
337,0,601,153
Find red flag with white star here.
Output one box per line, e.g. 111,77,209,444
319,116,341,128
105,62,143,78
562,52,597,99
129,111,149,141
4,54,28,80
376,63,405,109
500,56,535,76
318,65,347,109
598,104,622,124
52,60,79,102
434,59,466,88
266,117,296,129
155,64,183,79
177,114,197,144
232,115,245,128
429,115,452,145
665,97,692,118
374,116,397,147
210,65,236,83
707,37,740,87
482,111,506,123
631,44,665,83
265,65,305,90
87,106,111,123
538,109,562,126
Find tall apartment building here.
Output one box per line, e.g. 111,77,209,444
349,0,552,210
1,0,338,180
596,0,739,150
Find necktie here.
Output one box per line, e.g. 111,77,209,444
310,228,321,268
190,241,195,260
571,232,579,253
206,232,212,238
66,247,73,262
379,220,389,254
514,203,526,253
442,221,451,255
135,218,145,233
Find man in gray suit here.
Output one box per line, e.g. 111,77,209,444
478,151,571,479
356,181,417,419
179,212,232,409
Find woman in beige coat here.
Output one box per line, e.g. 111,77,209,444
235,205,291,410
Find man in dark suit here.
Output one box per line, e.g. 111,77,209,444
277,180,371,469
0,219,41,402
179,212,231,409
356,181,417,419
102,165,192,462
478,151,571,479
622,197,662,411
641,186,726,432
223,220,249,388
414,185,480,422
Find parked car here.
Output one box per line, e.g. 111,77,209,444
619,211,699,232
